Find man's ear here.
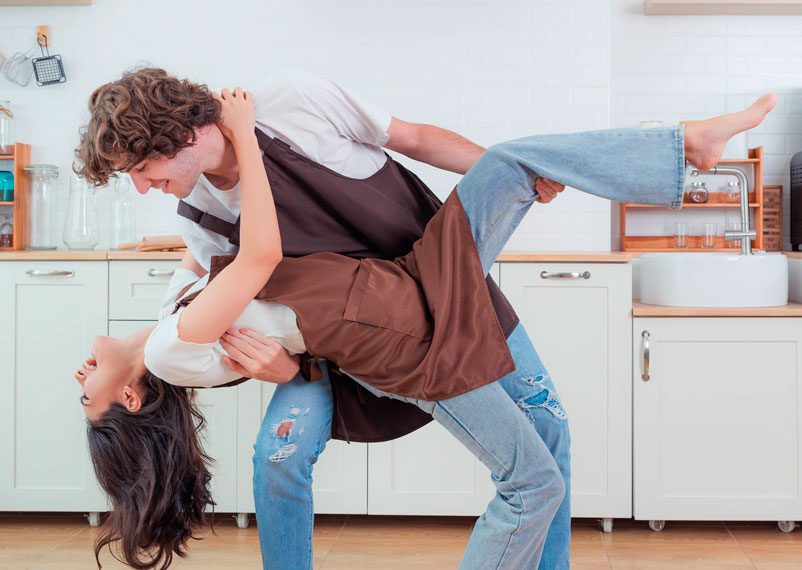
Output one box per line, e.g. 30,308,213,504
122,385,142,413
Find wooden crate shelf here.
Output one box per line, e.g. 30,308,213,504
0,143,32,251
621,146,764,252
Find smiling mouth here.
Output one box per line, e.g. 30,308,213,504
82,356,97,372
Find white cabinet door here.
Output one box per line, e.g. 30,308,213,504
0,261,108,511
500,262,633,518
366,263,499,516
633,317,802,522
108,320,238,513
109,260,179,319
237,380,368,514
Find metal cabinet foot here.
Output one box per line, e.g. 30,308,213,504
600,518,613,533
648,520,665,532
235,513,250,529
87,512,101,527
778,520,796,533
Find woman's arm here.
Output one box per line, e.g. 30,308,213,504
177,87,282,344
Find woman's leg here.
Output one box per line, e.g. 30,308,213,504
253,360,334,570
458,126,686,275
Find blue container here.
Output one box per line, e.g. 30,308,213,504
0,171,13,201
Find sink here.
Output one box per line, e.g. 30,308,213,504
640,252,788,308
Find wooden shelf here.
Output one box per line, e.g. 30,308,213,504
644,1,802,15
0,143,31,250
621,147,764,252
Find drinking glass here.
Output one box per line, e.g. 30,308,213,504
702,222,718,248
674,222,689,248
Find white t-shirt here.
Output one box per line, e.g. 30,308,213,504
149,71,394,387
176,69,393,272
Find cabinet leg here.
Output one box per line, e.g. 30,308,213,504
235,513,250,529
778,521,796,533
600,518,613,533
648,520,666,532
87,512,101,527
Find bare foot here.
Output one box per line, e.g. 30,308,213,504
684,93,776,171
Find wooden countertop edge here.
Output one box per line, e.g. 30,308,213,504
633,300,802,317
496,252,633,262
0,251,186,260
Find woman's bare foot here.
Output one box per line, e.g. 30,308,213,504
684,93,776,171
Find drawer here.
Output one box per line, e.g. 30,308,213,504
109,260,179,319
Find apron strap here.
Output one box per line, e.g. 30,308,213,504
177,200,239,242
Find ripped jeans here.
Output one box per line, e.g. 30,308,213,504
253,127,685,569
253,325,571,570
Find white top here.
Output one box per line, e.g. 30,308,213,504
176,69,393,272
150,70,394,387
147,269,307,387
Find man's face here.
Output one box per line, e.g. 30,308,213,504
125,145,203,199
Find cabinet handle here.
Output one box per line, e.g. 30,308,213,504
540,270,591,280
148,269,175,277
641,330,650,381
25,269,74,277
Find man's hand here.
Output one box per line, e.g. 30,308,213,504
220,328,300,383
535,178,565,204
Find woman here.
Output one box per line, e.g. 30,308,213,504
76,88,776,570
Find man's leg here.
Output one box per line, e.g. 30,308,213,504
253,362,334,570
500,323,571,570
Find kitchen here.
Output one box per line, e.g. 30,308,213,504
1,0,802,569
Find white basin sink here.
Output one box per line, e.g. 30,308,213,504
640,252,788,308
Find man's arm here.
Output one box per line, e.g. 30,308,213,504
385,117,484,175
385,116,565,204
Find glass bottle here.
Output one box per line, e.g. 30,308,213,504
723,180,740,203
0,101,14,155
63,176,100,250
109,176,137,249
688,181,709,204
24,164,60,250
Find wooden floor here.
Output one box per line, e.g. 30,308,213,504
0,513,800,569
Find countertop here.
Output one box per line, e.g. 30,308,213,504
2,250,797,262
633,300,802,317
1,250,633,262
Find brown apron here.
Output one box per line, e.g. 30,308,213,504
176,129,520,442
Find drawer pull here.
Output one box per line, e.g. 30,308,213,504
148,269,175,278
641,330,650,381
540,270,591,280
26,269,74,277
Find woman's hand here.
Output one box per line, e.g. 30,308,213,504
220,328,300,384
213,87,255,143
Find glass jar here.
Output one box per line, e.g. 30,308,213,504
0,101,15,155
24,164,61,250
109,176,137,249
63,176,100,250
723,180,740,203
688,181,709,204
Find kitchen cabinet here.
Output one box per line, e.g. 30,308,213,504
501,262,633,526
633,317,802,530
0,261,108,511
365,264,501,515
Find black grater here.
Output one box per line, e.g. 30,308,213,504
31,35,66,87
792,152,802,251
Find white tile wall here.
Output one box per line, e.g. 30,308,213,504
1,1,800,252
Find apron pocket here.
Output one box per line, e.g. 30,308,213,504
343,259,433,341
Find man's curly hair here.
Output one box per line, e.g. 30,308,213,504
74,67,221,186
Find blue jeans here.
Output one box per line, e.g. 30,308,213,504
253,127,686,569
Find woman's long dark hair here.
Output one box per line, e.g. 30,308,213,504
87,371,215,569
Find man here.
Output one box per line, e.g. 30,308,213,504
76,67,571,569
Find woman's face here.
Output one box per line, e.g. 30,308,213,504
74,335,146,421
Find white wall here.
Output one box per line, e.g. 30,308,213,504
0,1,800,252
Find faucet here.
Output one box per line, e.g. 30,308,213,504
688,166,756,255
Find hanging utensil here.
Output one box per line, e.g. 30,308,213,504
31,34,66,86
1,42,38,87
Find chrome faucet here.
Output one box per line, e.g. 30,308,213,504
688,166,756,255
